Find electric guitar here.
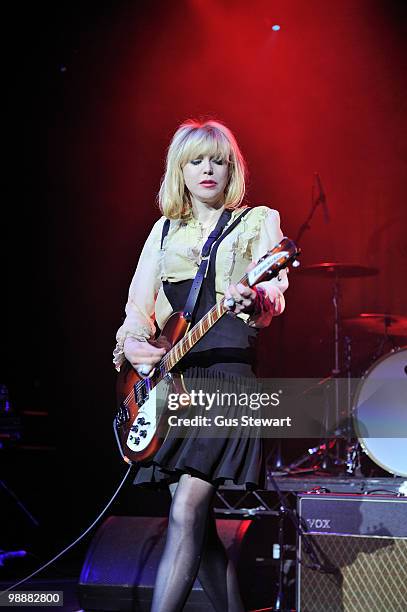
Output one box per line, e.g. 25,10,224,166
114,237,300,464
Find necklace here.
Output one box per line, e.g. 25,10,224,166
197,208,224,231
199,217,217,231
198,218,219,242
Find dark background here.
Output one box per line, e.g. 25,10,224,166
2,0,407,578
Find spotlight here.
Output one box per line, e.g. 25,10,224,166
271,25,281,31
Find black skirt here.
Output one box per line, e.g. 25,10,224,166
133,363,266,491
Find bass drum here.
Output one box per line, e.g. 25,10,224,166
352,346,407,477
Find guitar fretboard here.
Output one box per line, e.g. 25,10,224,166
164,299,226,371
161,270,249,373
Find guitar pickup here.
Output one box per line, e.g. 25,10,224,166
134,383,146,407
116,404,130,425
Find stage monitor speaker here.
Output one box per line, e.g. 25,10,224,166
296,493,407,612
77,514,286,612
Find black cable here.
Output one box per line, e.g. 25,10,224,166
0,463,133,594
366,489,400,495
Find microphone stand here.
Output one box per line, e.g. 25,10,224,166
295,173,327,246
295,200,320,246
267,473,340,610
250,475,340,611
269,175,327,476
263,175,337,611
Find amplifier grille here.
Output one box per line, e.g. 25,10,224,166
299,534,407,612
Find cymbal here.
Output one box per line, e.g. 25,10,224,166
298,262,379,278
343,313,407,336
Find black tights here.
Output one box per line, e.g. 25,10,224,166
150,473,245,612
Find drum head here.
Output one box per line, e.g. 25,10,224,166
352,346,407,477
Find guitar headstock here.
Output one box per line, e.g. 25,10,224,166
247,237,301,287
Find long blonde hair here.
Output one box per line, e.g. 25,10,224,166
158,119,247,219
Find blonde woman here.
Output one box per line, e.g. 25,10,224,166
114,119,289,612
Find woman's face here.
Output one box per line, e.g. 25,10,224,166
182,155,229,207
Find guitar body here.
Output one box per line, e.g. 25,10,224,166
115,311,189,464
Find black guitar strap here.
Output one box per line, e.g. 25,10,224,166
160,218,170,249
160,207,252,322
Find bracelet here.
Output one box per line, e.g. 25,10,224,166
249,286,268,317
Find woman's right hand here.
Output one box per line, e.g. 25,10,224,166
123,336,169,375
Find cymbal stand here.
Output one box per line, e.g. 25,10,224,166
308,274,344,471
286,275,346,474
370,318,399,365
343,335,360,475
331,275,341,463
315,273,354,470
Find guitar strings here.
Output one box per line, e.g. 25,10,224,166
121,299,224,409
121,295,229,409
159,268,251,370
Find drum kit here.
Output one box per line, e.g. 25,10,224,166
281,261,407,479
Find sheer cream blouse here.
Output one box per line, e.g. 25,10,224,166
113,205,289,370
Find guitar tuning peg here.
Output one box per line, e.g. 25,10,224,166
292,260,300,268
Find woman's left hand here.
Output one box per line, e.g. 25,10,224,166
224,282,257,315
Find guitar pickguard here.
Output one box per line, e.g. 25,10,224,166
126,377,171,453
